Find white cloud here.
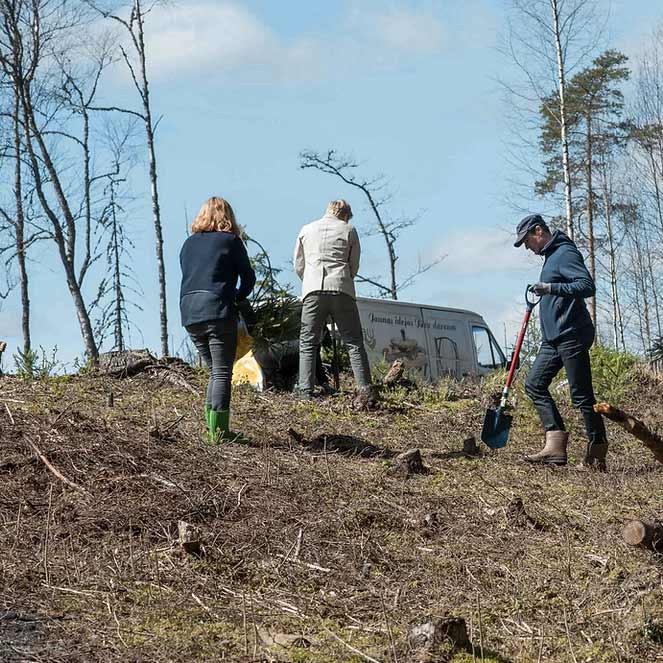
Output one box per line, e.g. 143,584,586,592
146,4,274,73
124,1,452,83
434,230,542,277
138,1,322,82
373,9,445,54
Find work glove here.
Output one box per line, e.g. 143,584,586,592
529,282,552,296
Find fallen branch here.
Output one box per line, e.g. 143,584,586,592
26,438,88,494
594,403,663,464
275,554,331,573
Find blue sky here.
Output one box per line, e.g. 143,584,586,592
1,0,661,369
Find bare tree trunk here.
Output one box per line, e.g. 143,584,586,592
633,271,647,353
600,168,624,350
134,0,168,356
78,107,92,285
85,0,169,355
647,147,663,237
645,226,662,338
632,230,652,352
110,184,124,352
550,0,574,238
361,187,398,299
585,112,596,327
19,80,99,362
13,87,31,356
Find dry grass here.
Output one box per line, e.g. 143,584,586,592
1,366,662,662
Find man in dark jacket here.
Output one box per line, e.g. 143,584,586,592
514,214,608,470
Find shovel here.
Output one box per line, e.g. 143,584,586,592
481,285,540,449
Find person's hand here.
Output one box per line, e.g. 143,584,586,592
529,282,552,295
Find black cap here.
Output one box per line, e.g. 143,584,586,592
514,214,545,247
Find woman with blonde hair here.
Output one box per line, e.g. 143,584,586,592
180,197,256,442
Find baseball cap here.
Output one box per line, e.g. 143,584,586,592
514,214,545,247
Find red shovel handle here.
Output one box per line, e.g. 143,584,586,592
504,285,541,390
505,309,531,389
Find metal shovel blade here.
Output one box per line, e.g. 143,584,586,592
481,406,512,449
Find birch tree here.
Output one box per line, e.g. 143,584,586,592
0,80,44,357
537,50,630,326
88,0,169,356
0,0,128,362
502,0,604,236
0,1,98,360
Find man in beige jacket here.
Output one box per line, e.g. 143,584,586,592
294,200,372,398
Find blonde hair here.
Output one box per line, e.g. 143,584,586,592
326,199,353,221
191,197,240,235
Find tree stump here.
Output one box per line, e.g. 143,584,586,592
594,403,663,464
408,617,469,657
383,359,405,386
505,497,545,531
352,385,380,411
463,436,480,456
390,449,428,476
178,521,202,557
622,520,663,554
99,349,156,377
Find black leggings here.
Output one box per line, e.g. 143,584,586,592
186,318,238,411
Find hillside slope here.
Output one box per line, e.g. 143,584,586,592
1,366,662,662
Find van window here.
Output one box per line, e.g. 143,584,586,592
472,326,502,369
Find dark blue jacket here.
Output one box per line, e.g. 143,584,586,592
179,231,256,327
538,231,595,343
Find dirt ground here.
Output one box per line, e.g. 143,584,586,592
1,364,662,662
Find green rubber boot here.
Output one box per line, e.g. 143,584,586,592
208,409,230,444
204,404,211,427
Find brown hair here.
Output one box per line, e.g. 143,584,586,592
326,199,353,221
191,197,240,235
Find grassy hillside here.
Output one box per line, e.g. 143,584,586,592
1,362,662,662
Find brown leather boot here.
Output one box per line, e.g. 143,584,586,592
524,431,568,466
582,441,608,472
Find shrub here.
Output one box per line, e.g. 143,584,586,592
589,344,638,404
14,346,62,380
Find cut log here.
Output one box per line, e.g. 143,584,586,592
622,520,663,554
594,403,663,464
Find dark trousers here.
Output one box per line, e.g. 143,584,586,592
524,325,607,445
298,292,371,394
187,318,238,411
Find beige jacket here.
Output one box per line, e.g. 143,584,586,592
294,214,361,299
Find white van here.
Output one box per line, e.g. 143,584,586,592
355,296,506,379
232,296,506,390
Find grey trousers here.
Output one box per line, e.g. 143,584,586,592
186,318,238,411
298,291,371,393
